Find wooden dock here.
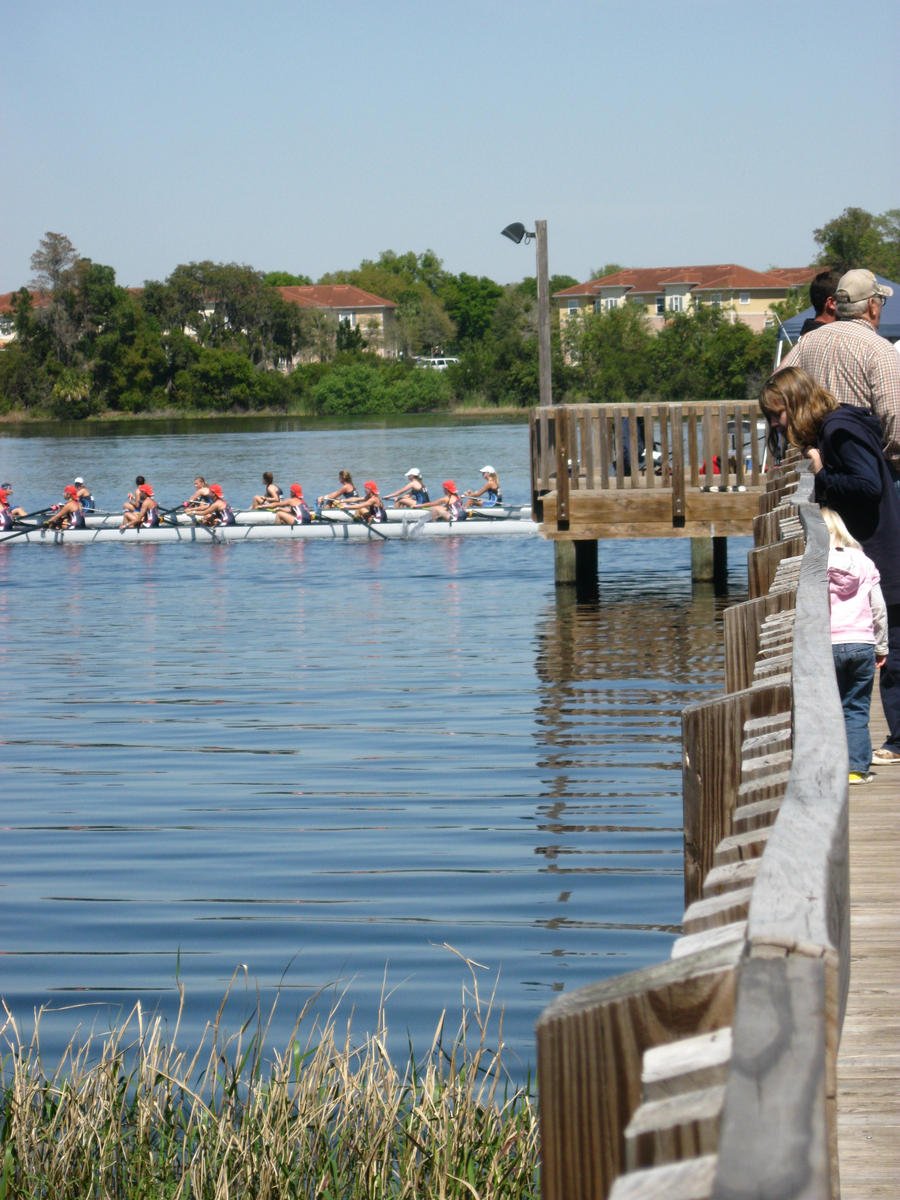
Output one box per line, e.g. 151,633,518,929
535,456,900,1198
837,688,900,1198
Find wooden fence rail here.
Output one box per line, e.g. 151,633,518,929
536,458,849,1198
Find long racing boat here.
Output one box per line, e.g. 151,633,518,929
79,505,533,528
1,512,538,546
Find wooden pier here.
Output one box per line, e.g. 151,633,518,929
530,401,769,588
535,455,897,1198
837,690,900,1196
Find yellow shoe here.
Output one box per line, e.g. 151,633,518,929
848,772,875,785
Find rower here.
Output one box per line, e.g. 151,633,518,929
73,476,95,510
184,477,213,511
44,485,86,530
464,466,502,509
251,472,283,509
123,475,148,514
317,470,357,511
120,484,160,530
340,480,387,524
0,483,27,521
191,483,236,526
426,480,467,522
384,468,430,509
0,487,15,530
272,483,311,525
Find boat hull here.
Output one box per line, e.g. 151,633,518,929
81,506,532,528
3,517,539,545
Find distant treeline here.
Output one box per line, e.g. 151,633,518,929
3,206,896,419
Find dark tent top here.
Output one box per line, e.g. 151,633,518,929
780,272,900,343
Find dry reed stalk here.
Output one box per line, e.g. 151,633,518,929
0,952,539,1199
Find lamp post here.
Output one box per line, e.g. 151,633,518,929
501,220,552,406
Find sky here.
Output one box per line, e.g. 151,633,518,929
3,0,898,292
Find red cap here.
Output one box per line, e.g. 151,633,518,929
442,480,458,494
209,484,223,498
364,481,378,493
139,484,153,496
64,485,78,498
290,483,303,497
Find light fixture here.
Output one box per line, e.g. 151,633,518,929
500,222,534,245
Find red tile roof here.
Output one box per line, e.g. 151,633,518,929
278,285,396,310
554,264,819,298
0,290,52,314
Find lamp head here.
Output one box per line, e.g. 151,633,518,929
501,221,533,245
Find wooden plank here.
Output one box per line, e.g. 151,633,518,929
625,1084,726,1170
681,682,790,905
536,943,741,1200
682,888,753,935
642,1029,733,1101
713,956,830,1199
609,1155,717,1200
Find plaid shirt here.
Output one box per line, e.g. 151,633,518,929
781,319,900,474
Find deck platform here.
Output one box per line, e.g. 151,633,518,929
837,688,900,1198
530,401,768,545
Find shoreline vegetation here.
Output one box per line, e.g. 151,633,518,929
2,233,816,425
0,955,539,1199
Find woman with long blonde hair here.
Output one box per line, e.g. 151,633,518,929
760,365,900,766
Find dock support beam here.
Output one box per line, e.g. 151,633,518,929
691,536,728,593
555,539,598,597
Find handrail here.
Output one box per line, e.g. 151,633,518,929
530,402,767,517
536,462,850,1198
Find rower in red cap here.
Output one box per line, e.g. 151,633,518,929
120,483,160,531
44,485,86,530
190,483,236,527
339,480,387,524
272,483,312,526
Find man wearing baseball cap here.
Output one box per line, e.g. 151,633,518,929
780,267,899,474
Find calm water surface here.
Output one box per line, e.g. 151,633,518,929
0,419,748,1078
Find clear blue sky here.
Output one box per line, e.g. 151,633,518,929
3,0,898,291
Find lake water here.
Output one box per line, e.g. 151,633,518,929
0,417,749,1079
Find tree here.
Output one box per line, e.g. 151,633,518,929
590,263,624,280
563,304,654,401
263,270,312,287
437,272,504,347
29,231,79,292
813,207,887,274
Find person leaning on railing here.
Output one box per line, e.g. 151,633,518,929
760,364,900,767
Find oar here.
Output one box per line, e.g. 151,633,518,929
0,521,49,544
320,509,389,541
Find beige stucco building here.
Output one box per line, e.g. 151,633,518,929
555,264,817,335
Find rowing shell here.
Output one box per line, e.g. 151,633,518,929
4,517,539,545
80,505,532,528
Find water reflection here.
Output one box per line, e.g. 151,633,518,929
527,581,728,985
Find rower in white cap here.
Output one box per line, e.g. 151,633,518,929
465,465,502,508
383,467,430,509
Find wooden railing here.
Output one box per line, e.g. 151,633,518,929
530,402,767,526
536,459,849,1198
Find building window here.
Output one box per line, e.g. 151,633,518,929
568,299,580,315
338,312,356,327
709,294,722,308
739,292,750,305
593,299,602,313
603,296,618,311
656,296,665,315
668,295,683,313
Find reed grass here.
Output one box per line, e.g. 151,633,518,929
0,951,539,1199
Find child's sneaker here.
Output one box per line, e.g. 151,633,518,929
849,772,875,785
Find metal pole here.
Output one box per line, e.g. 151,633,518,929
535,219,552,406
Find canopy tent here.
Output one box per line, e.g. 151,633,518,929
779,272,900,343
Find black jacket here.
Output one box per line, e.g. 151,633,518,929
814,404,900,603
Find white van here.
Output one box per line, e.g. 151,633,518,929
415,357,459,370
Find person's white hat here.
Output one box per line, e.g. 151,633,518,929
479,465,496,475
405,467,422,478
835,268,893,304
74,476,84,484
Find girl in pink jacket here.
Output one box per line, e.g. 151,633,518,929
823,508,888,784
